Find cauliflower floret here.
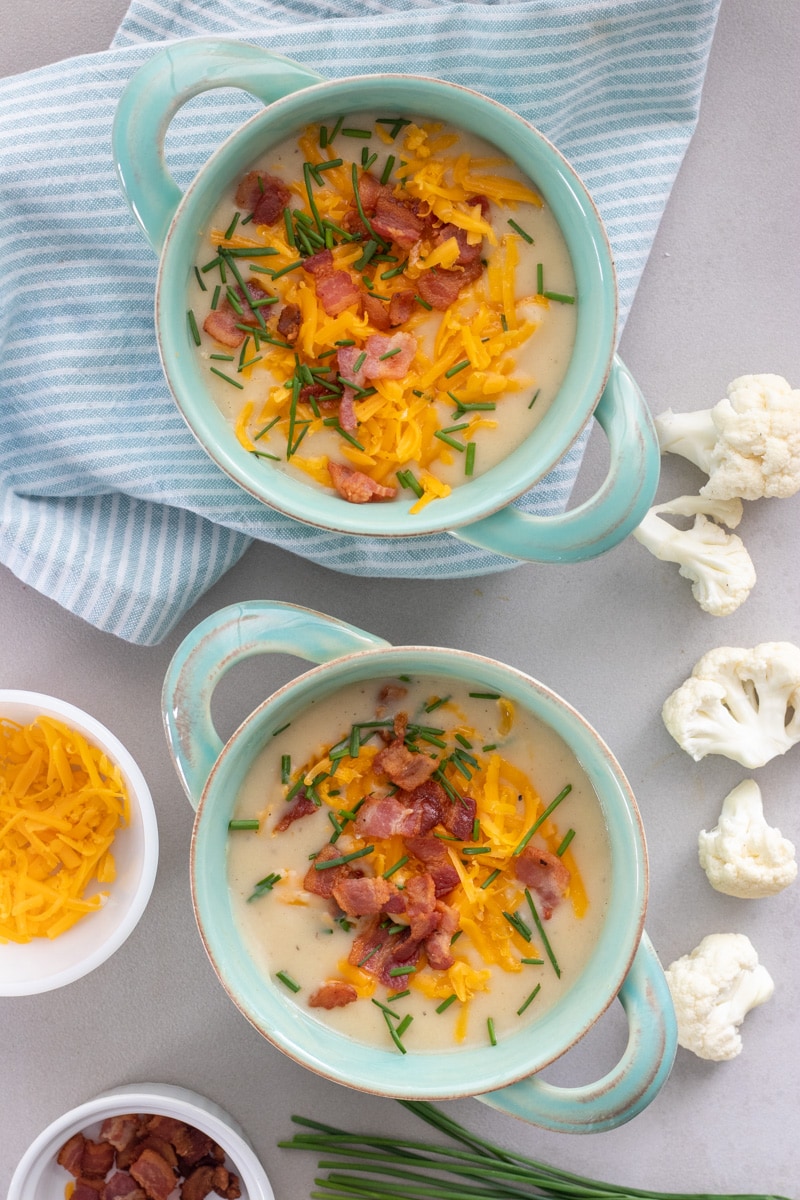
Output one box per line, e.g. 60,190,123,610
632,494,755,616
665,933,774,1061
698,779,797,898
662,641,800,768
655,373,800,500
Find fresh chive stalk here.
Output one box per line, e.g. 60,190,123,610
228,818,259,831
525,889,561,978
513,784,572,855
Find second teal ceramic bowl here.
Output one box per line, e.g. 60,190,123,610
162,601,676,1133
114,39,659,563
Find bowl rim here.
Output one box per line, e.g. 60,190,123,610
0,690,159,995
7,1082,274,1200
190,645,647,1100
157,71,617,537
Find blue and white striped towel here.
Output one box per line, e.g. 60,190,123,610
0,0,720,644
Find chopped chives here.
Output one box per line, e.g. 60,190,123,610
380,155,396,185
525,889,561,978
388,988,410,1002
319,124,328,148
270,259,305,280
315,845,375,870
424,696,449,712
536,262,544,294
435,994,458,1014
251,450,280,461
353,351,367,373
469,691,501,700
239,355,263,370
450,929,463,945
503,910,532,942
470,814,480,835
209,367,243,389
388,963,417,977
209,353,234,362
210,284,221,310
487,1017,497,1046
383,855,408,879
357,942,383,967
528,387,541,410
317,158,344,172
512,784,572,855
383,1010,407,1054
521,956,545,965
556,828,576,856
434,430,466,453
272,722,291,736
442,422,470,435
224,211,241,240
335,338,356,347
281,754,291,784
276,970,301,993
501,313,508,332
507,218,534,243
371,997,402,1018
321,418,365,451
225,247,280,258
328,114,344,142
228,818,259,830
254,415,280,440
303,162,325,233
380,261,408,280
396,1014,413,1038
342,127,372,138
247,872,281,901
482,743,497,752
462,846,491,855
201,255,222,273
225,287,244,316
354,239,379,270
193,265,207,292
543,290,576,304
401,469,424,498
415,294,433,310
517,983,542,1016
187,309,201,346
465,441,476,476
378,346,403,360
444,358,470,378
481,868,501,889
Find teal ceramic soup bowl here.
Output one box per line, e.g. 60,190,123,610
162,601,676,1133
114,39,659,563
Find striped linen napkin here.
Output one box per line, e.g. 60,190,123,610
0,0,720,644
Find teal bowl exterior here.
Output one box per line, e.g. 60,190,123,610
114,39,660,562
163,601,677,1132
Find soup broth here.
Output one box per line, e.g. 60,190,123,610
227,675,610,1055
188,111,577,511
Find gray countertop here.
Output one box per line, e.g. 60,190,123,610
1,1,798,1196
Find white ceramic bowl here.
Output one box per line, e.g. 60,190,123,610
7,1082,274,1200
0,690,158,995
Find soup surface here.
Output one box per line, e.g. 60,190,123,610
227,675,610,1054
188,112,577,511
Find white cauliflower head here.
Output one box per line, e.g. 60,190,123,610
632,494,755,616
698,779,797,898
662,641,800,768
655,373,800,500
665,932,774,1061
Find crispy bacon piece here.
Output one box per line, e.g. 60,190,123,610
175,1126,224,1172
354,780,443,840
277,302,302,344
332,874,400,916
441,792,477,841
514,847,571,918
405,835,460,897
328,461,397,504
303,842,354,898
377,683,407,709
403,872,439,941
273,790,317,833
234,170,291,226
309,980,359,1009
337,331,416,390
434,197,489,266
388,289,416,326
348,917,420,986
371,193,426,248
82,1141,117,1179
129,1148,176,1200
338,388,358,433
202,281,270,348
57,1133,86,1177
372,738,438,789
363,292,391,331
416,256,483,311
99,1116,143,1154
74,1183,104,1200
302,249,360,316
357,172,385,214
103,1172,146,1200
425,901,460,970
181,1165,241,1200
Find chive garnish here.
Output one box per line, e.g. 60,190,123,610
380,155,396,185
224,211,240,240
276,970,301,993
543,290,576,304
317,158,344,172
528,387,541,410
462,846,491,856
225,247,280,258
424,696,450,713
444,358,470,378
372,997,402,1019
378,346,403,360
201,255,221,273
351,162,380,241
210,284,221,310
315,845,375,870
434,430,466,453
415,294,433,310
521,956,545,965
357,943,383,967
303,162,324,233
512,784,572,856
342,127,372,138
470,814,480,835
525,889,561,978
210,353,234,362
328,114,344,143
503,910,532,942
556,828,576,856
353,350,367,373
507,218,534,243
537,262,544,294
469,691,501,700
387,989,410,1002
187,309,201,346
228,818,259,830
487,1017,497,1046
481,868,501,889
380,261,408,280
401,469,424,498
383,1010,407,1054
354,238,378,270
270,259,305,280
247,873,281,901
209,367,243,389
319,125,328,149
517,982,542,1016
383,856,408,879
272,723,291,736
465,442,476,476
280,754,291,784
388,963,417,978
482,743,497,752
396,1014,413,1037
194,265,207,292
254,415,280,441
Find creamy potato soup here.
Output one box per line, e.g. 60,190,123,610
227,676,610,1054
188,112,577,510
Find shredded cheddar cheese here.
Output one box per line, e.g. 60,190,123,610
0,716,130,943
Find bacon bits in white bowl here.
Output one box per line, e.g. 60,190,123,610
7,1082,275,1200
0,690,158,995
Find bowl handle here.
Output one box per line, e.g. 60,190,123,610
113,39,324,252
477,931,677,1132
162,600,389,808
452,355,660,562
